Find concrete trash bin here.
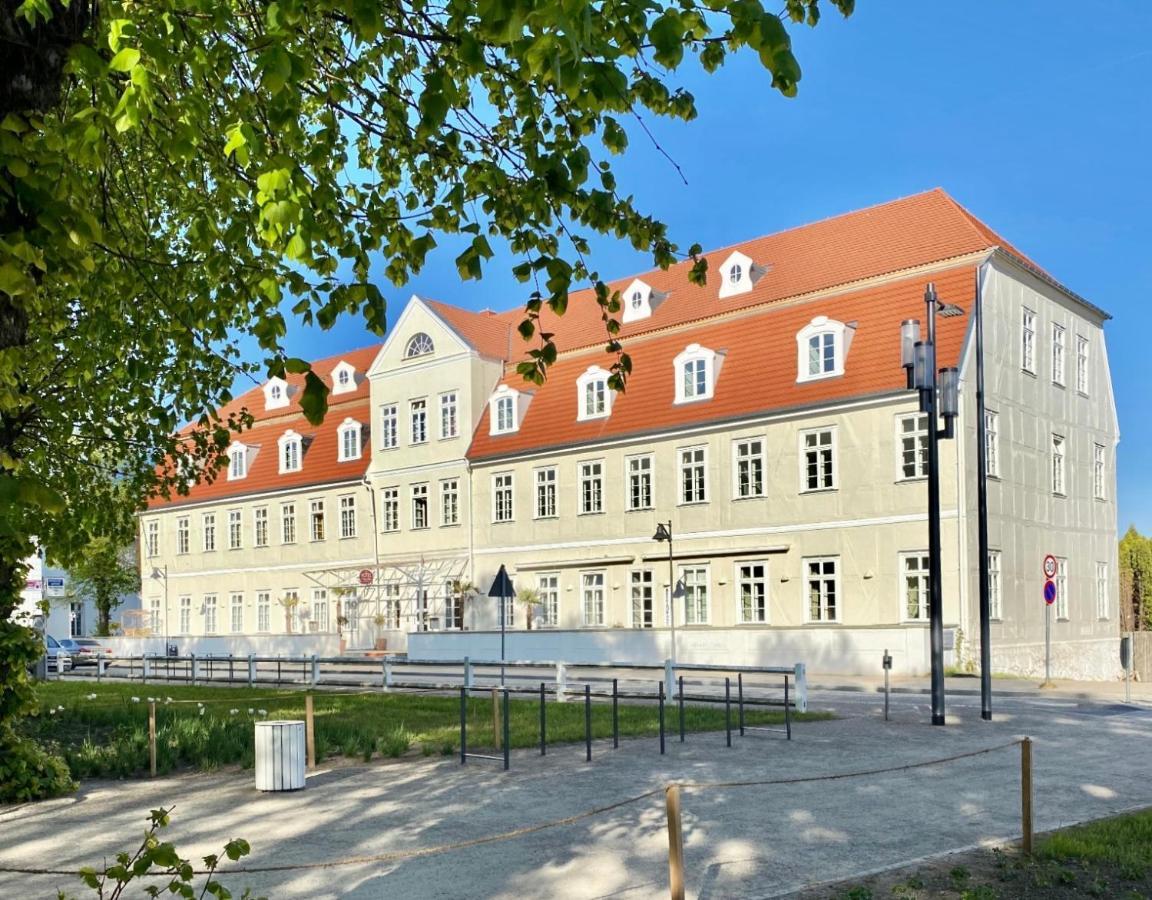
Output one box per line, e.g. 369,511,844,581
254,720,306,791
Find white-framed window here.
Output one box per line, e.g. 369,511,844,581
1096,562,1109,620
409,398,428,444
674,344,720,404
581,572,605,626
1076,335,1089,395
497,590,514,630
577,366,611,420
411,483,429,529
256,591,271,633
537,574,559,627
382,487,399,532
984,410,1000,478
228,444,248,480
718,250,755,298
253,507,268,547
1051,323,1066,386
281,502,296,544
897,414,929,480
488,385,526,435
380,403,398,449
737,561,768,624
1055,557,1069,620
801,427,836,491
331,361,357,394
495,395,515,433
263,377,289,410
901,552,930,621
338,418,362,461
630,570,654,628
179,595,191,634
203,594,217,634
378,583,401,630
805,557,839,622
440,479,459,526
1093,443,1106,500
228,509,242,549
202,513,216,552
1052,434,1066,496
404,332,434,358
580,460,603,514
493,473,514,523
734,438,765,499
340,495,357,538
145,520,159,558
1021,307,1036,373
988,551,1002,620
679,446,707,504
309,499,326,541
279,430,302,473
680,565,709,625
439,391,458,439
176,517,189,555
230,592,244,634
535,467,557,518
796,316,848,382
282,589,300,633
627,455,653,510
312,588,329,632
444,582,464,630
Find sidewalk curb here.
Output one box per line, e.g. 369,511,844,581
809,682,1147,702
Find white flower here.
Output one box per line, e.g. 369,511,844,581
57,705,64,712
199,707,205,717
147,697,155,703
229,709,238,715
165,697,173,704
258,709,267,717
247,708,254,715
48,708,56,716
130,696,140,703
85,693,97,700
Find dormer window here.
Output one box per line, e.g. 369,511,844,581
488,384,530,435
264,376,289,411
577,366,613,420
337,418,363,461
796,316,851,383
620,279,666,324
331,361,357,395
279,430,303,474
718,251,764,299
674,344,722,404
228,443,249,481
404,332,435,359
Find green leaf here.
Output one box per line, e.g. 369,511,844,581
299,371,330,425
108,48,141,73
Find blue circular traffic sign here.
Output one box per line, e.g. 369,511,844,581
1044,579,1057,605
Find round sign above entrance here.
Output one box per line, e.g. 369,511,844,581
1043,555,1058,580
358,569,374,586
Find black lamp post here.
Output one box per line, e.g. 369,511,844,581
901,282,962,726
653,522,680,695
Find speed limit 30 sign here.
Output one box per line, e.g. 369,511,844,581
1043,554,1058,580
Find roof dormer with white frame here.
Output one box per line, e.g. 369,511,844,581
796,315,853,383
330,360,359,395
488,384,533,436
278,429,304,473
674,343,723,404
337,417,363,461
621,278,667,324
576,365,614,421
717,250,767,299
227,441,253,481
263,376,290,411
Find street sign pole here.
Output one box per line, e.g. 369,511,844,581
1044,602,1051,687
488,565,516,688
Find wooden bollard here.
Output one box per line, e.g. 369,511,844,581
148,701,157,778
305,694,316,769
666,785,685,900
492,687,501,751
1021,737,1033,854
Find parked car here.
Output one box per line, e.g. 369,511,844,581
58,638,112,667
45,635,72,673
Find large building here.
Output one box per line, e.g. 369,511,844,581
141,190,1120,678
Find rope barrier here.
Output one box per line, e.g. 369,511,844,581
0,740,1024,879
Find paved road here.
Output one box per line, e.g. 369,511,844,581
3,689,1151,899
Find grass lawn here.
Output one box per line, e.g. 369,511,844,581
806,808,1152,899
20,681,831,781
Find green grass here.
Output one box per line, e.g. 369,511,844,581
20,682,831,781
1038,808,1152,878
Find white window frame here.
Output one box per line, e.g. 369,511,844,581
404,332,434,358
439,391,459,440
411,483,429,530
804,556,840,623
309,498,326,542
331,361,357,395
228,443,248,480
579,460,604,515
1052,433,1066,496
338,418,362,462
1093,443,1106,500
488,385,524,435
673,344,720,404
1096,562,1109,620
1051,323,1066,386
178,595,192,634
1055,557,1069,620
796,316,847,383
409,398,428,444
1076,334,1089,395
629,569,655,629
280,502,296,544
440,478,460,526
312,588,329,632
736,561,769,624
800,427,837,492
988,551,1002,620
896,413,929,481
230,592,244,634
717,250,755,298
576,366,613,421
176,517,189,555
380,403,398,449
256,592,271,632
493,472,514,523
279,430,302,473
145,520,159,558
581,572,606,627
733,438,765,499
900,551,930,622
264,376,289,410
535,466,557,518
339,495,357,539
536,573,559,627
203,594,218,635
627,454,654,511
228,509,242,550
253,507,268,547
679,565,710,625
984,410,1000,478
382,487,400,532
678,445,708,505
1021,307,1036,374
202,513,216,552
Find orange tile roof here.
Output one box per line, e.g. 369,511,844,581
489,188,1029,355
424,299,513,360
468,265,977,461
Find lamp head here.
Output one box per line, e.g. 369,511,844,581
150,567,165,580
652,522,671,543
900,319,920,369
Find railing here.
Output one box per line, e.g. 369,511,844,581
70,653,807,713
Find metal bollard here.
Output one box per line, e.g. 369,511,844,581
725,677,732,748
97,656,105,681
464,656,473,690
383,659,393,690
503,688,511,772
248,653,256,687
190,653,199,686
738,672,745,736
555,662,567,703
612,678,619,749
678,675,685,743
784,675,792,740
539,682,546,756
584,684,592,762
459,686,467,765
658,681,666,755
142,655,151,684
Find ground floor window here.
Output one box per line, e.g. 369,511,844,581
1096,562,1109,620
444,583,464,630
230,593,244,634
203,595,217,634
679,566,709,625
536,574,559,627
737,562,768,623
582,572,605,626
256,592,271,633
282,590,300,633
179,596,191,634
805,557,839,622
901,552,930,621
1055,558,1069,620
149,598,161,635
630,570,654,628
380,584,401,630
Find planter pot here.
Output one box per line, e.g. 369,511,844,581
374,638,388,651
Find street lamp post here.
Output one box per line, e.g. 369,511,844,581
150,565,168,655
901,283,962,726
653,522,678,697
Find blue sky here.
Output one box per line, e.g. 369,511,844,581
261,2,1152,532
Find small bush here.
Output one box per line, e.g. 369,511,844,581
0,731,76,803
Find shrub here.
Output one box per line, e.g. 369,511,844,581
0,730,75,803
